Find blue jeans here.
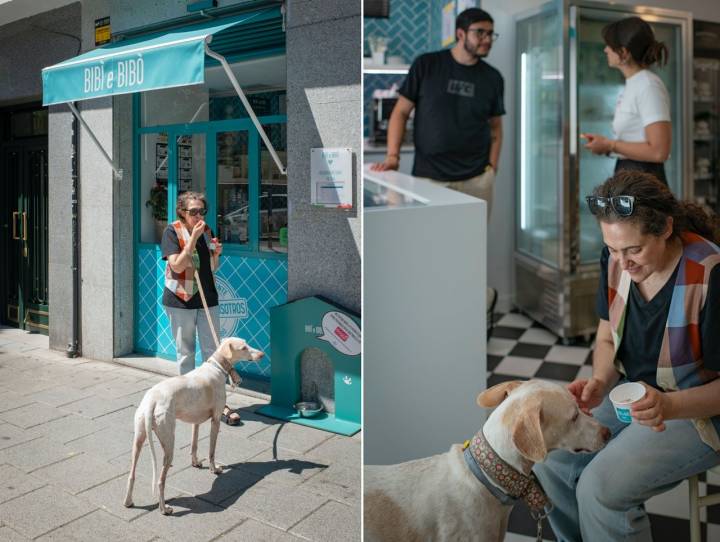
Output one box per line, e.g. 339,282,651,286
533,386,720,542
165,305,220,375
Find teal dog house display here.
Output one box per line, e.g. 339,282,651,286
257,296,361,436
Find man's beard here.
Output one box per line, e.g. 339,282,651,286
464,40,489,59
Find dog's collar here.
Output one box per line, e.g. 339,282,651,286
208,356,230,375
463,431,552,515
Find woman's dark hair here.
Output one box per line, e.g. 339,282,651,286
176,191,207,222
456,8,493,31
602,17,668,68
590,170,720,245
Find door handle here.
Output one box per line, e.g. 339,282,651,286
12,211,19,240
22,212,27,241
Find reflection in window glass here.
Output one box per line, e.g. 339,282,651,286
140,133,169,244
260,123,287,253
176,133,207,198
217,131,249,245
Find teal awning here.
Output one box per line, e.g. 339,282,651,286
42,10,267,106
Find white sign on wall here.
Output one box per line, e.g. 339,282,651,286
310,148,353,209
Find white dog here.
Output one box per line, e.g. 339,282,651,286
123,337,264,515
364,379,611,541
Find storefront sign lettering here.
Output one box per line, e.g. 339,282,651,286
83,58,144,94
215,275,248,338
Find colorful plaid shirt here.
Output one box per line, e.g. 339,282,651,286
607,231,720,449
164,220,212,302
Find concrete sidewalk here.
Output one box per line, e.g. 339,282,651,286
0,326,360,541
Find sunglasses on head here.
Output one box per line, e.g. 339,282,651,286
184,207,207,217
586,195,635,217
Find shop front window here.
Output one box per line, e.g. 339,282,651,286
217,131,250,245
260,123,287,253
138,55,286,253
140,132,168,244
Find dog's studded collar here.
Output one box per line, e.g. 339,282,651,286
463,431,552,515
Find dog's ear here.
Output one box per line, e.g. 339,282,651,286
511,399,547,463
218,338,234,361
476,380,524,407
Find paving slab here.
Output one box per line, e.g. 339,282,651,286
0,525,31,541
0,485,97,539
222,479,328,531
130,494,245,542
31,451,128,495
301,462,360,505
235,447,328,487
167,463,261,505
0,390,36,414
303,435,361,467
0,422,42,451
35,508,157,542
60,394,137,419
289,500,360,542
64,426,136,462
221,518,306,541
0,437,81,473
0,464,46,504
0,402,72,429
76,472,185,522
250,422,334,455
29,413,103,444
23,385,95,408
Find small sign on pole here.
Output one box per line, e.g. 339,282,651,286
310,148,353,209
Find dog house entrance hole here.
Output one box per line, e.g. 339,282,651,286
300,347,334,414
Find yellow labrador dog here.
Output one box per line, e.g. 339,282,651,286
364,379,610,541
123,337,264,515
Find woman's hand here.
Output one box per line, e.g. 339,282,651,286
631,383,673,432
214,238,223,257
581,133,613,155
190,221,205,244
567,377,607,415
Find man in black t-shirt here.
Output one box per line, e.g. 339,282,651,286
370,7,505,218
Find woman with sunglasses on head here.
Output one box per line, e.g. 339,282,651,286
582,17,671,185
534,171,720,542
161,191,240,426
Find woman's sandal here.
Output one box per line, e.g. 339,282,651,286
221,406,241,426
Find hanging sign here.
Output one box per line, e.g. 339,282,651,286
310,148,353,209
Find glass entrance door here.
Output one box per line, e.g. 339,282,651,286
1,140,49,332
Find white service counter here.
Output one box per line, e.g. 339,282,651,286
364,166,487,465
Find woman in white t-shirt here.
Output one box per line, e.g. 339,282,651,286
582,17,671,185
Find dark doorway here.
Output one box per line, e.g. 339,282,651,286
1,105,49,333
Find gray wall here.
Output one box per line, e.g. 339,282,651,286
285,1,362,314
482,0,720,313
0,3,81,106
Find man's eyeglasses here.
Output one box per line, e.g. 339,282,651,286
184,207,208,217
586,195,635,217
467,29,499,41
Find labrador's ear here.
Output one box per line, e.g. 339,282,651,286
477,380,524,408
511,399,546,463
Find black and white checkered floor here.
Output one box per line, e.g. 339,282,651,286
490,312,720,542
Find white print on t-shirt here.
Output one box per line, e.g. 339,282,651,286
612,69,670,152
447,79,475,98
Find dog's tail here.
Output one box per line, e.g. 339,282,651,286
145,400,158,497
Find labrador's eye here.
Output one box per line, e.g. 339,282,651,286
572,411,579,422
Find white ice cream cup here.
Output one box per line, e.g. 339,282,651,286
609,382,646,423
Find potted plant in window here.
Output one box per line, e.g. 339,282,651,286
146,183,168,242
